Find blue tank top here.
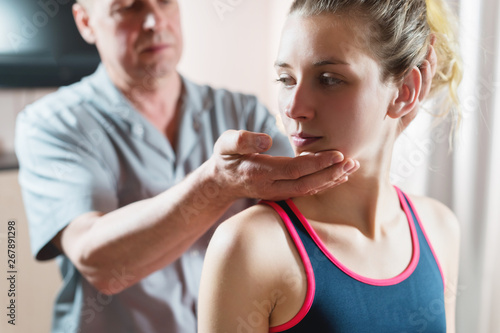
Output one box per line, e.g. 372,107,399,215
261,187,446,332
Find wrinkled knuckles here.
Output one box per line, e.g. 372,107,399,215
236,130,250,152
294,181,313,196
284,162,304,180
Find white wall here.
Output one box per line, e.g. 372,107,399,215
178,0,293,113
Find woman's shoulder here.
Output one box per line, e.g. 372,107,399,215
406,194,460,238
211,203,285,250
202,203,306,326
406,193,460,285
206,202,308,326
206,203,296,282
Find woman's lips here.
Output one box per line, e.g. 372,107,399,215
291,134,321,147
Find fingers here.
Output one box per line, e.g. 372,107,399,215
428,44,438,77
419,60,432,102
419,41,437,102
214,130,272,155
429,33,436,47
278,150,345,180
419,44,438,102
268,159,360,200
400,108,418,130
211,131,361,201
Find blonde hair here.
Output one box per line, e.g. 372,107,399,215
426,0,463,133
290,0,463,134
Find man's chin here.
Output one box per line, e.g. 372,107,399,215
135,61,178,82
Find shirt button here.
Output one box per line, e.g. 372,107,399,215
193,118,200,132
191,250,200,257
132,124,145,138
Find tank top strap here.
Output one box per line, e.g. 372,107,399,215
259,200,316,332
395,188,446,291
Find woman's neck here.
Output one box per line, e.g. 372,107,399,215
293,152,401,239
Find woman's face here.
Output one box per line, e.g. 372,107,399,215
275,13,399,160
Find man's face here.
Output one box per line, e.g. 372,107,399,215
80,0,183,83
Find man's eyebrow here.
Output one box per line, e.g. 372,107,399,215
274,59,350,68
110,0,126,6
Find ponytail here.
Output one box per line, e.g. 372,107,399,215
426,0,463,134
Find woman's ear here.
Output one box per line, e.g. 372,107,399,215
73,3,96,45
387,66,422,119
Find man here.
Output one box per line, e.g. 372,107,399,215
15,0,434,332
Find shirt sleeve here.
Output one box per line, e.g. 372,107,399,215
15,107,118,261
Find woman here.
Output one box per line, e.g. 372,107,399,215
198,0,462,332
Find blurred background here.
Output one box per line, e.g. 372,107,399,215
0,0,498,332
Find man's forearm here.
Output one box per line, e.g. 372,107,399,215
64,159,235,294
60,130,359,294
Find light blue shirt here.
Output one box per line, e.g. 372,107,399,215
15,64,293,333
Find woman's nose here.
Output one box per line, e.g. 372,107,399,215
284,85,315,120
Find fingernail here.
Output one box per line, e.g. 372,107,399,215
343,159,355,173
332,152,344,164
256,136,271,150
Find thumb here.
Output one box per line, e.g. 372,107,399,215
419,59,432,102
215,130,272,155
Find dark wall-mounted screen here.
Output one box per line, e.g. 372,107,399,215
0,0,100,88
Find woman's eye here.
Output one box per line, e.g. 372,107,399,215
276,76,295,87
320,75,343,86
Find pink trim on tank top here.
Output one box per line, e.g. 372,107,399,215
285,186,420,287
264,186,445,332
261,201,316,333
401,190,446,291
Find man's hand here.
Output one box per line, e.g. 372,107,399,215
209,130,360,201
401,37,438,129
419,40,438,102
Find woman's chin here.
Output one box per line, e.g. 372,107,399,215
295,148,342,156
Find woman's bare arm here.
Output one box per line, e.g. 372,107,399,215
198,204,305,332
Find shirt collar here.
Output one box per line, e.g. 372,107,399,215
90,63,126,108
88,63,208,123
88,64,208,165
180,75,213,116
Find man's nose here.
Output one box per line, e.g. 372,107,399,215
143,13,156,30
142,6,167,31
